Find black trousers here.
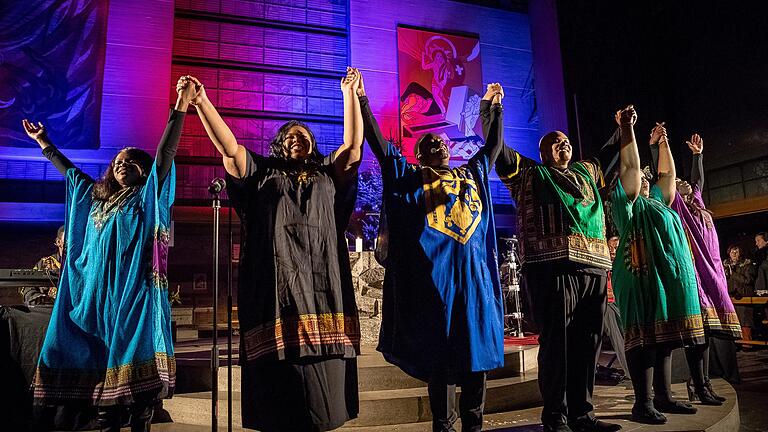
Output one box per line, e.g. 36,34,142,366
428,371,487,432
603,302,630,377
526,264,607,426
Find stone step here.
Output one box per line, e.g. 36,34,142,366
349,372,540,427
152,406,542,431
164,370,540,428
204,345,538,393
342,405,542,431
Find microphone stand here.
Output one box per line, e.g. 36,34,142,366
226,204,233,432
210,186,221,431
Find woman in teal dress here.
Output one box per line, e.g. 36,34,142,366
23,77,198,431
610,112,705,424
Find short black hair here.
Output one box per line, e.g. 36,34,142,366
757,232,768,241
414,133,441,159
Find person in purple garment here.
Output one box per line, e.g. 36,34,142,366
649,127,740,406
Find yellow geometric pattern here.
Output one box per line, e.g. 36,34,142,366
422,167,483,245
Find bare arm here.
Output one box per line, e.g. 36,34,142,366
617,105,641,201
421,51,434,70
655,127,677,205
332,67,364,183
185,76,248,178
356,74,389,163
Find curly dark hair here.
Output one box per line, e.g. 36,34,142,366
268,120,324,162
92,148,153,202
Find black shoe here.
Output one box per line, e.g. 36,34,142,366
97,407,124,432
129,403,155,432
653,397,698,414
686,380,724,406
705,379,727,402
543,423,573,432
569,417,622,432
631,403,667,424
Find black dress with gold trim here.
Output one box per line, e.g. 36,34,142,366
226,150,360,430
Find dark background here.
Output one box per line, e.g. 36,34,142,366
555,0,768,256
558,1,767,169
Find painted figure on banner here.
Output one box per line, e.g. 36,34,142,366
397,27,484,162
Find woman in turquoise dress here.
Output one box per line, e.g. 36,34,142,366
23,77,197,431
610,112,705,424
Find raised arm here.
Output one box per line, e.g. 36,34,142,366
151,77,194,183
356,72,390,163
686,133,704,190
617,105,641,201
648,122,666,179
483,102,537,194
185,76,248,178
332,67,364,182
655,124,677,205
22,120,77,175
590,110,629,181
474,83,504,166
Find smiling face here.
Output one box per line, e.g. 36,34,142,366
415,133,450,168
283,125,313,160
112,149,145,188
640,176,650,198
540,131,572,168
729,247,741,262
676,178,693,197
757,234,768,250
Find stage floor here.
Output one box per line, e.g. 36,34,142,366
146,380,739,432
156,336,746,432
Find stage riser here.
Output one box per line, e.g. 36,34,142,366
349,375,541,427
163,379,739,431
176,346,539,393
169,348,540,428
165,374,541,428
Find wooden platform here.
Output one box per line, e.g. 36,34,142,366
730,296,768,305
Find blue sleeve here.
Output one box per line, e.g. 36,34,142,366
141,161,176,229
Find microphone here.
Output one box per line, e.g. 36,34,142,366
208,177,226,194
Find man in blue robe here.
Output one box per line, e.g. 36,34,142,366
358,77,505,432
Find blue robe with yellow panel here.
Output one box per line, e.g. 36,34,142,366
359,96,505,381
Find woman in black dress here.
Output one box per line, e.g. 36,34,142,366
184,68,363,431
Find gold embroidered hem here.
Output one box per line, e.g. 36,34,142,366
624,314,706,351
522,233,612,269
701,307,742,338
33,353,175,405
243,313,360,361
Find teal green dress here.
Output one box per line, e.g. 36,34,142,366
610,180,705,350
32,161,176,405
